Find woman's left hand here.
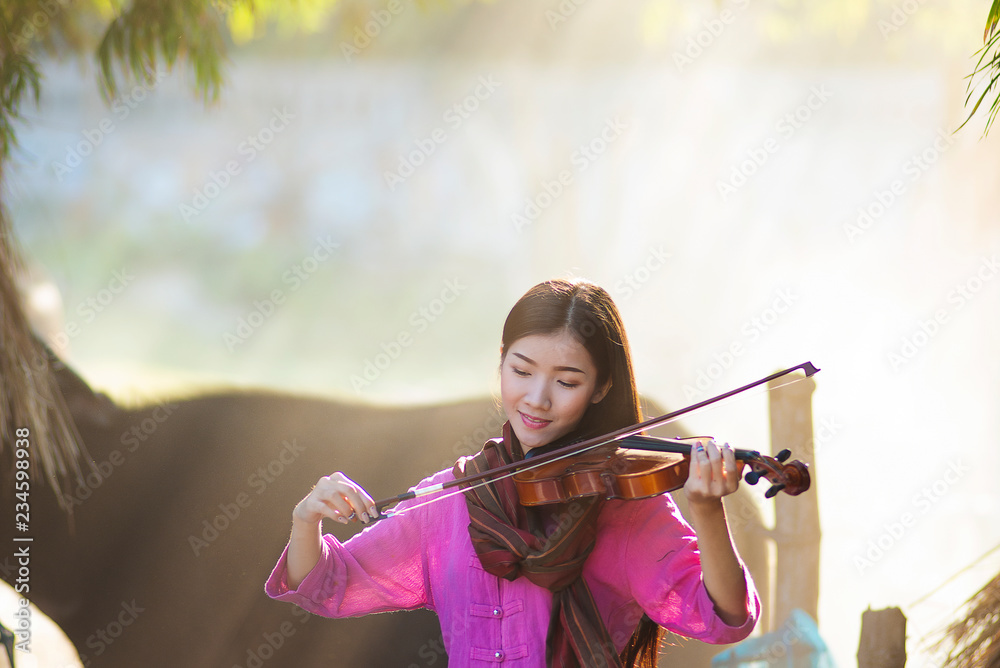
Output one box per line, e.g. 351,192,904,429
681,439,750,626
683,439,740,505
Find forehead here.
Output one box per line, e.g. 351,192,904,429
506,331,596,371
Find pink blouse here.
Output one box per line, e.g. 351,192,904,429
266,467,759,666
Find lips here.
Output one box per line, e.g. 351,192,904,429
519,411,552,430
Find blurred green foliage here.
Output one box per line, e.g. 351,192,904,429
959,0,1000,136
1,0,997,171
2,0,999,174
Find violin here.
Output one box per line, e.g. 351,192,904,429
373,362,819,516
512,435,810,506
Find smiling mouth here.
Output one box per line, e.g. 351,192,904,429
519,412,552,429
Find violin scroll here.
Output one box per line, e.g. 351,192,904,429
742,451,810,498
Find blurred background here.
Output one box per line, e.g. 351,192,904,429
5,0,1000,664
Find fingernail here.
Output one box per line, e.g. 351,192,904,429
360,512,370,523
369,506,378,517
337,516,348,525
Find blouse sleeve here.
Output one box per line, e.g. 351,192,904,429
623,494,760,644
264,470,446,618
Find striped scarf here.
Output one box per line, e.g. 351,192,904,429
454,422,623,668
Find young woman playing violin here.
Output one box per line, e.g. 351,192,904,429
266,279,760,667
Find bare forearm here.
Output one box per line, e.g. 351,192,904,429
286,471,376,589
287,518,323,590
687,499,748,626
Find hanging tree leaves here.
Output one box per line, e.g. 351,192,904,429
0,0,252,512
0,0,431,511
936,571,1000,668
960,0,1000,136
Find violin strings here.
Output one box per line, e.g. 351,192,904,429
381,465,525,518
383,433,628,519
381,374,812,519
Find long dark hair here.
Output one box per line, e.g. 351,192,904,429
500,278,661,668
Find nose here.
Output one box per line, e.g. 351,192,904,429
524,378,551,411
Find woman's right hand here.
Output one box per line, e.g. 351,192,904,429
293,472,379,526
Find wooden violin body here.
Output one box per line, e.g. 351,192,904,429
514,445,690,506
512,436,810,506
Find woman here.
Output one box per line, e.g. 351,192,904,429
266,279,759,667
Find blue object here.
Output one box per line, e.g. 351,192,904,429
711,608,836,668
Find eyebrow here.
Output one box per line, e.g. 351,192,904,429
512,352,586,374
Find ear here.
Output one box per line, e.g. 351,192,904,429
591,378,612,404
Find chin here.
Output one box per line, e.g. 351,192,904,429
514,426,564,451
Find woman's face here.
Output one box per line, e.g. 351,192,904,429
500,330,610,452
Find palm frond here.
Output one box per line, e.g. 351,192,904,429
0,0,253,511
96,0,256,103
986,0,1000,41
959,21,1000,136
0,209,89,515
935,572,1000,668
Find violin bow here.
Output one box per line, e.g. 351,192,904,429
372,361,820,516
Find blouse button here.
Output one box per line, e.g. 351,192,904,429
492,607,502,617
494,650,504,661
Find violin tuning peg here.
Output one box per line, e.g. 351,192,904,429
776,449,791,463
744,470,764,485
765,483,786,499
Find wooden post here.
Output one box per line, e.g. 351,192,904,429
858,607,907,667
768,373,821,629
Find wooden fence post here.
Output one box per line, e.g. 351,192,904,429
768,373,821,630
858,607,907,667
